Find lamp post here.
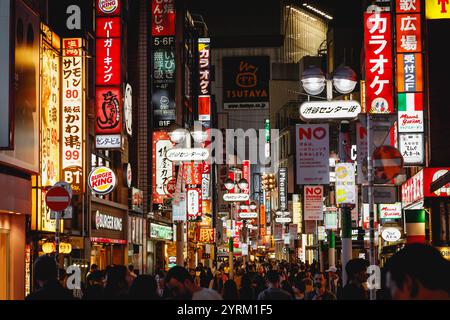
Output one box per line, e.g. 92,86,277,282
224,175,248,279
301,65,358,284
168,127,209,268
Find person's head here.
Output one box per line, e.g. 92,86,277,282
345,258,369,285
313,272,327,290
128,275,158,300
302,278,314,293
223,279,239,300
105,265,128,288
281,280,295,298
90,264,98,272
293,278,306,293
384,244,450,300
266,270,281,288
325,266,338,280
166,266,195,300
34,255,58,287
128,264,134,272
90,270,105,286
241,273,252,288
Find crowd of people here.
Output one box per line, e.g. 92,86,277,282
25,243,450,300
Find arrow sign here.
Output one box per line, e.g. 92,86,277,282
45,186,71,212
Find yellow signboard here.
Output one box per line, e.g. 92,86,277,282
426,0,450,19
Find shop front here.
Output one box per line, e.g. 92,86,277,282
128,215,145,274
90,203,128,270
148,221,174,272
0,172,31,300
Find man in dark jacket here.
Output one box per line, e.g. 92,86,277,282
341,258,369,300
257,270,293,300
26,255,76,300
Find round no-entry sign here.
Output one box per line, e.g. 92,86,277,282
373,146,404,182
45,186,71,212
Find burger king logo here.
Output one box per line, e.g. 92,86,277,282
88,166,117,195
98,0,119,14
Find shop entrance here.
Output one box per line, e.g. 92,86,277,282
90,243,125,269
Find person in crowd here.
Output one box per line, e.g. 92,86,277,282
257,270,293,300
384,243,450,300
104,265,129,300
26,255,76,300
209,269,227,294
82,270,105,300
155,270,170,299
128,275,160,300
341,258,369,300
281,280,296,299
253,274,267,298
325,266,342,298
126,264,138,288
307,272,337,300
292,278,305,300
166,266,223,300
239,273,255,300
86,263,98,288
302,278,315,298
222,279,239,300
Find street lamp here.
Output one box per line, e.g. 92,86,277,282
249,201,258,211
333,66,357,95
301,66,326,96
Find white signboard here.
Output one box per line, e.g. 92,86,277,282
166,148,209,162
324,211,338,230
356,122,368,184
241,243,248,256
96,134,121,149
172,195,187,222
239,212,258,219
296,124,330,185
304,185,323,220
381,227,401,242
399,133,424,165
379,202,402,219
299,100,361,120
223,193,250,202
398,93,424,133
187,189,200,217
275,217,292,224
124,83,133,136
335,163,356,205
155,139,174,198
293,194,302,234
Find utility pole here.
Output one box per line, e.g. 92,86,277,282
367,114,376,300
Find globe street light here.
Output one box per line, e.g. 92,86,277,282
224,178,235,191
333,66,357,95
301,66,326,96
249,201,258,211
237,178,249,191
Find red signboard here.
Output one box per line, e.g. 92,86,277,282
95,87,122,134
95,31,121,86
396,0,421,13
183,162,203,185
396,13,422,53
402,168,450,207
96,0,121,16
151,0,175,36
152,131,174,204
243,160,250,205
198,96,211,122
364,12,394,114
96,17,121,38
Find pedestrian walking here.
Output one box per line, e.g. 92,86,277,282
128,275,160,300
222,279,239,300
257,270,293,300
341,258,369,300
239,274,255,300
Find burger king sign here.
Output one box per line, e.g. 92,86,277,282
97,0,121,15
89,167,117,195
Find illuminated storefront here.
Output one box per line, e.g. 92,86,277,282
147,221,174,272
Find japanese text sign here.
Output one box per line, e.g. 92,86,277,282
151,0,175,36
152,131,174,204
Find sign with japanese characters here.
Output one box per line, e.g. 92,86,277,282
296,124,330,185
223,56,270,110
396,13,422,53
183,162,203,185
396,53,423,93
96,1,122,148
166,148,210,162
304,186,324,221
299,101,361,120
398,92,424,132
41,26,61,189
198,228,215,243
131,187,144,213
399,133,424,165
187,187,202,220
152,131,174,204
62,38,84,194
151,0,175,36
364,12,394,113
335,163,356,205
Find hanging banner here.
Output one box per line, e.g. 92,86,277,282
336,163,356,205
292,194,303,234
364,12,394,113
183,162,203,185
95,0,122,148
304,185,324,220
152,131,174,204
356,122,368,184
279,167,288,211
296,124,330,185
187,187,202,220
62,38,84,194
242,160,251,204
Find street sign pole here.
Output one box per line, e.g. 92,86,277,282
367,113,376,301
55,211,60,280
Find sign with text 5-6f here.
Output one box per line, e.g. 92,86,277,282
296,124,330,185
335,163,356,205
304,186,324,221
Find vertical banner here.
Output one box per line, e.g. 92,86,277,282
198,38,211,121
242,160,251,204
151,0,176,128
335,163,356,205
304,185,324,221
95,0,122,148
62,38,84,194
364,11,394,113
296,124,330,185
356,122,368,184
292,194,303,234
152,131,174,204
187,187,202,220
278,167,288,211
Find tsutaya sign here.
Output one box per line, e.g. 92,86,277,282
299,101,361,120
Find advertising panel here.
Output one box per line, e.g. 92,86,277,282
335,163,356,205
152,131,174,204
304,186,323,221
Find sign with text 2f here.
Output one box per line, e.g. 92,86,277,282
296,124,330,185
62,38,84,194
152,0,176,128
364,12,394,114
95,0,122,148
